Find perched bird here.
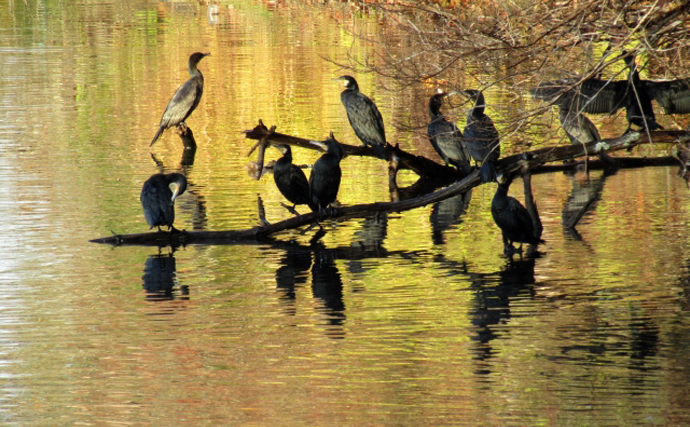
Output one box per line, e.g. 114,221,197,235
462,89,500,182
140,173,188,232
150,52,210,147
491,173,544,256
622,54,663,132
309,136,344,213
531,52,672,132
530,76,629,115
558,107,617,168
335,75,388,160
427,91,472,175
272,144,310,210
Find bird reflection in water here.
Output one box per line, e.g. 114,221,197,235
311,241,346,337
142,252,189,301
627,313,659,374
430,191,472,245
275,243,313,314
468,257,537,375
347,214,388,274
562,170,613,239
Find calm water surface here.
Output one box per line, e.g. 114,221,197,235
2,1,690,426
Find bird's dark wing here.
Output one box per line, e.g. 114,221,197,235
288,165,310,204
532,78,629,114
463,115,500,162
428,118,470,166
643,79,690,114
141,178,173,228
560,110,600,144
343,92,386,146
160,76,203,128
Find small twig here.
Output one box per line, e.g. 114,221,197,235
252,125,277,180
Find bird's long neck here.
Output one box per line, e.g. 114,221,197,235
346,81,359,93
624,55,640,85
189,61,203,78
471,93,486,117
428,98,442,119
283,149,293,163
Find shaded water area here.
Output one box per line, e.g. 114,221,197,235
2,1,690,425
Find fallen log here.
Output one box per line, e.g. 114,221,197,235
244,120,464,179
91,127,690,247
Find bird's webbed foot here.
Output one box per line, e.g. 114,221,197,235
503,243,520,257
177,122,189,134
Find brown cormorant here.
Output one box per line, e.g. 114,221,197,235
150,52,210,147
141,173,188,231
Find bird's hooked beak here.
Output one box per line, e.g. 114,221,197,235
171,187,182,204
170,179,187,204
331,76,347,87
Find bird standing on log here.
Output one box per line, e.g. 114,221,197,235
491,173,544,256
558,107,617,168
272,144,310,210
141,173,188,232
623,53,663,132
335,75,388,160
427,91,472,175
462,89,500,183
309,136,344,213
150,52,210,147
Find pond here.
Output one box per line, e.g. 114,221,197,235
2,1,690,425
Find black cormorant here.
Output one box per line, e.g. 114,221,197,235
335,75,388,160
272,144,310,209
427,91,471,175
491,173,544,256
140,173,188,231
558,107,617,168
309,136,344,213
150,52,210,147
531,52,678,132
462,89,500,183
623,54,663,132
530,76,629,115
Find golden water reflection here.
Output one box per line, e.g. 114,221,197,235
1,1,690,426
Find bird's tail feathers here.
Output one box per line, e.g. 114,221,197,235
479,161,497,183
150,127,164,147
